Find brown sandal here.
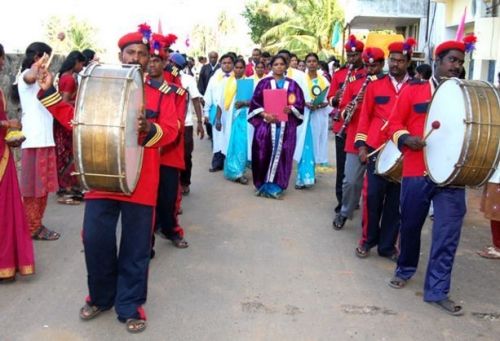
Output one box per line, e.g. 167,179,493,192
172,238,189,249
32,226,60,241
79,303,103,321
126,318,147,333
57,196,81,205
0,277,16,283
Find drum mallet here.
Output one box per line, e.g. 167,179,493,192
423,120,441,142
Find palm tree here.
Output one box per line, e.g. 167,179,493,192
45,16,101,54
260,0,343,58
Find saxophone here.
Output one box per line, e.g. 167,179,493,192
331,64,353,121
336,74,372,139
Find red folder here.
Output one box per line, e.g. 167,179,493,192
263,89,288,122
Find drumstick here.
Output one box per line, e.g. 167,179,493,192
367,143,386,157
44,52,54,70
423,120,441,142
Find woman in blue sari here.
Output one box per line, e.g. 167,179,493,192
294,53,331,189
222,59,250,184
248,55,305,199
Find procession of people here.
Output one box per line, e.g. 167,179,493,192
1,21,499,334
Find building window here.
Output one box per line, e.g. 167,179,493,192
487,60,496,83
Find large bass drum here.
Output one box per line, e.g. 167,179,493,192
424,78,500,187
73,63,144,194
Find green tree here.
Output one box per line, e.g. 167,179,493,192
244,0,344,58
190,24,217,57
45,16,102,54
242,0,290,43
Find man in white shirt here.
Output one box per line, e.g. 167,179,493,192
203,53,234,172
174,55,205,194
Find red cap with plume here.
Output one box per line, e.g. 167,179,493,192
434,33,477,57
388,37,417,56
362,47,385,63
118,23,152,49
150,33,166,59
164,34,178,48
344,34,364,52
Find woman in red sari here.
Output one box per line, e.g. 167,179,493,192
0,43,35,282
54,51,85,204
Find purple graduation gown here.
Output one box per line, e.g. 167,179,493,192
248,77,305,190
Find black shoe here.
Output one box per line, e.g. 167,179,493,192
334,205,341,213
333,214,347,230
209,167,222,172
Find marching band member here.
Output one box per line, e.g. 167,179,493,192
387,35,477,316
155,49,190,249
354,39,414,258
37,24,179,332
327,35,365,214
332,47,381,230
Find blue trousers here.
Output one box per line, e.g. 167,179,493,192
360,153,400,256
395,177,466,302
83,199,154,321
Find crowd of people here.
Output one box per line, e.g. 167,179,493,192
1,22,499,334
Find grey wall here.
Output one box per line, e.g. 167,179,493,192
1,53,64,119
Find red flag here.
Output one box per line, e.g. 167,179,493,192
157,19,163,35
455,7,467,41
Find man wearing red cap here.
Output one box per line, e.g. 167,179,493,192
332,47,385,230
327,35,365,216
36,24,180,332
155,52,190,250
353,39,413,259
386,36,475,315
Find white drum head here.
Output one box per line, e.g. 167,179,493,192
376,140,401,174
124,66,144,192
425,79,466,185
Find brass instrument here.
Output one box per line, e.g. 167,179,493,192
332,64,353,121
336,74,372,139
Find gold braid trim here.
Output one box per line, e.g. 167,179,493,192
145,123,163,147
40,92,62,107
393,130,410,145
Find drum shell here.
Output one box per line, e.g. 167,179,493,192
424,79,500,187
73,64,144,194
375,141,403,183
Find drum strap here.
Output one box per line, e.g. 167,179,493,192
144,90,165,119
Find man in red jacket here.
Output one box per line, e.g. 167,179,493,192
387,36,476,315
333,47,384,230
36,24,179,333
245,48,262,77
327,35,365,214
353,39,414,258
155,52,190,249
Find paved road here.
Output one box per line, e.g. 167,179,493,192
1,136,499,341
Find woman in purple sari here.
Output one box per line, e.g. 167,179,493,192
248,55,305,199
